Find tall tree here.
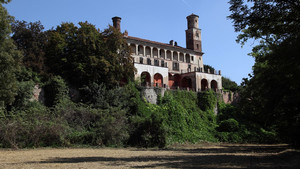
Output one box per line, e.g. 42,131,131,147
0,2,22,109
12,20,46,74
229,0,300,144
45,22,135,89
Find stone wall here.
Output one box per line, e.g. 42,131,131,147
142,87,166,104
222,91,239,104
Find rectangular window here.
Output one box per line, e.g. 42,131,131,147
188,64,191,72
140,57,143,64
161,60,165,67
154,59,159,66
173,62,179,71
147,58,151,65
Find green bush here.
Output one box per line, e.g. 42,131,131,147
43,76,69,107
217,102,237,122
197,90,218,111
217,118,239,132
54,100,129,147
0,102,68,148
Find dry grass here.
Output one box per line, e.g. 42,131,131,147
0,143,299,169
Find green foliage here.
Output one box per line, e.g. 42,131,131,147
161,91,218,144
54,101,129,147
10,67,41,110
197,90,218,111
229,0,300,145
228,0,300,45
204,64,215,73
128,102,167,148
12,20,47,74
222,77,239,92
217,118,239,132
0,4,22,109
127,88,219,147
0,102,67,148
44,76,69,107
217,102,237,122
45,23,135,89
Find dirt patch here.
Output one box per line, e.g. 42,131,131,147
0,143,299,168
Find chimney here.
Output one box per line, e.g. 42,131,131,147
169,40,174,46
112,16,121,31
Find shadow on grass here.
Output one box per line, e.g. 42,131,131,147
32,144,300,169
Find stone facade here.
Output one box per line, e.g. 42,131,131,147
113,14,222,92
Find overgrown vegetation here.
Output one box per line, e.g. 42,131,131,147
0,80,221,148
1,0,299,148
228,0,300,146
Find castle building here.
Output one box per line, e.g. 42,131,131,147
112,14,222,91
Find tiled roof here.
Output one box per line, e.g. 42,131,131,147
124,36,203,55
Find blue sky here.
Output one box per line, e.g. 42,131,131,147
4,0,255,84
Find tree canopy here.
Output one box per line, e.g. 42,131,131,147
222,77,239,92
229,0,300,44
45,22,135,88
12,21,47,74
229,0,300,144
0,3,22,108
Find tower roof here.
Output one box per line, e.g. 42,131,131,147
112,16,121,20
186,13,199,18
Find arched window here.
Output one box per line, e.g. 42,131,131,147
173,52,178,61
153,48,158,58
141,72,151,87
211,80,218,92
145,46,151,57
182,77,192,89
174,74,181,88
166,50,171,60
138,45,144,56
179,53,184,62
160,49,165,59
130,44,136,54
201,79,208,91
154,73,163,87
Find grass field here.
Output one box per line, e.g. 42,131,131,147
0,143,299,169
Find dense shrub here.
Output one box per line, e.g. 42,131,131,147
161,91,218,143
128,89,219,147
217,118,239,132
54,93,129,147
43,76,69,107
0,102,67,148
197,90,218,111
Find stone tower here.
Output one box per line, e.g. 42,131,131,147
185,14,202,52
112,16,121,31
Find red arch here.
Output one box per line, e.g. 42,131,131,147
154,73,163,87
168,73,174,88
